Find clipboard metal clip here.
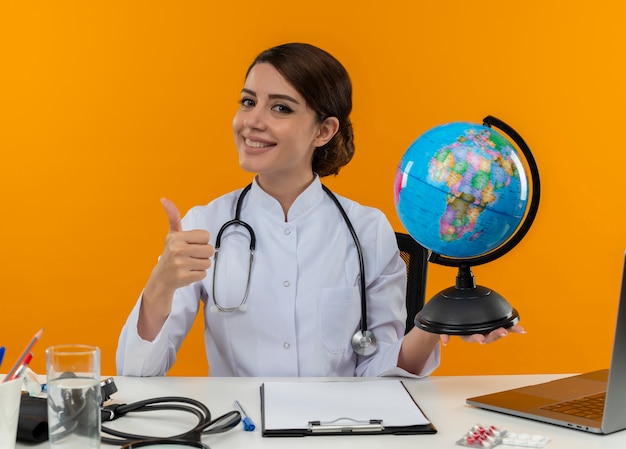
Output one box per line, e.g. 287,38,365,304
308,417,384,433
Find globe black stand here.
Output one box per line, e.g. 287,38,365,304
416,264,519,334
415,115,540,335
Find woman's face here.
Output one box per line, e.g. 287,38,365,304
232,63,335,183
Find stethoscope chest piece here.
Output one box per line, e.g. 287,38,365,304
351,329,377,356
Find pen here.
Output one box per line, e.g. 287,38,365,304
2,327,44,383
234,400,255,431
0,346,5,369
8,352,33,382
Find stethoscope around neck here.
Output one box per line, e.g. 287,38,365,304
210,183,378,356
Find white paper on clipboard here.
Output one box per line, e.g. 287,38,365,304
262,380,431,431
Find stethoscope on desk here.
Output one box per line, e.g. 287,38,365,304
210,183,378,356
46,376,241,448
100,396,240,448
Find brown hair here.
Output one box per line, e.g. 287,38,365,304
246,43,354,177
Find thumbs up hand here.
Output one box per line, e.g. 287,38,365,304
153,198,214,292
138,199,214,341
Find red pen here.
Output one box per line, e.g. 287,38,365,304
8,352,33,381
2,327,44,383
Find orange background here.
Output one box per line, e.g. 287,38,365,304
1,1,626,377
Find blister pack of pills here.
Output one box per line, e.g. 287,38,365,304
456,424,550,448
457,424,506,448
501,432,550,447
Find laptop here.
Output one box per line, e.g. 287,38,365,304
467,252,626,434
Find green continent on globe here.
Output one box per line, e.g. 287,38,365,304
428,128,519,243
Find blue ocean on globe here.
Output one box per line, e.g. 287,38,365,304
394,122,529,259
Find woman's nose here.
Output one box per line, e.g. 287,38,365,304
242,107,266,130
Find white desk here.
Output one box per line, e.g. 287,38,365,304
17,374,626,448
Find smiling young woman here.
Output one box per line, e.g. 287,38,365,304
232,62,339,216
116,43,518,379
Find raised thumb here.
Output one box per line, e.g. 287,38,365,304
160,198,182,232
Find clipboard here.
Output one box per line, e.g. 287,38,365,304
260,380,437,436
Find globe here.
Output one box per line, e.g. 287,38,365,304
395,121,529,260
394,116,541,335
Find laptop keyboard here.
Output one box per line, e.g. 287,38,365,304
540,392,606,420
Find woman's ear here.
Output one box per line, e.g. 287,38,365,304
314,117,340,147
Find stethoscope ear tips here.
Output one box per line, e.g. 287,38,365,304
351,330,378,356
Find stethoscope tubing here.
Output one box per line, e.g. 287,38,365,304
321,185,368,333
101,396,240,447
211,184,255,312
209,182,376,355
120,439,210,448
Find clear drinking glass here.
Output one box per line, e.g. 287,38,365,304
46,344,101,449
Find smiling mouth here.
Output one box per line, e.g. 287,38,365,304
245,138,274,148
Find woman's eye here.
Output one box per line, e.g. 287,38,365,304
240,98,255,108
272,104,293,114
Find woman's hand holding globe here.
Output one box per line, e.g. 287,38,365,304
440,324,526,346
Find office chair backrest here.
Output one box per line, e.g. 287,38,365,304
395,232,429,335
